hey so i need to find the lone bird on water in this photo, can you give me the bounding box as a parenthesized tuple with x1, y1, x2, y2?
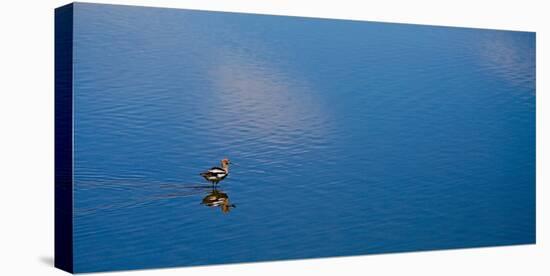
(200, 158, 231, 185)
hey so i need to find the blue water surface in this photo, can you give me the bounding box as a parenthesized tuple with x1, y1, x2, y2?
(71, 3, 535, 273)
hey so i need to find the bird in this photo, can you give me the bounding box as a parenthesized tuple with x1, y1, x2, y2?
(200, 158, 231, 185)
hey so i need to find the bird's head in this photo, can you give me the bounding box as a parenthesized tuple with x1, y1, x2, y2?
(221, 158, 231, 166)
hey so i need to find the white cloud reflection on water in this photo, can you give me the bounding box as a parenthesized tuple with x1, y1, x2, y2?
(474, 31, 535, 92)
(203, 43, 334, 162)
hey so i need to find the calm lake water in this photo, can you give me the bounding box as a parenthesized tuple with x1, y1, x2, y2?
(71, 3, 535, 273)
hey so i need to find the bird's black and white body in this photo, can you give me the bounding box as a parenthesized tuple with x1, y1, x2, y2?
(200, 159, 230, 185)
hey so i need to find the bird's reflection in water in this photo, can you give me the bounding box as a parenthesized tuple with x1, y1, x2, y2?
(201, 187, 236, 214)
